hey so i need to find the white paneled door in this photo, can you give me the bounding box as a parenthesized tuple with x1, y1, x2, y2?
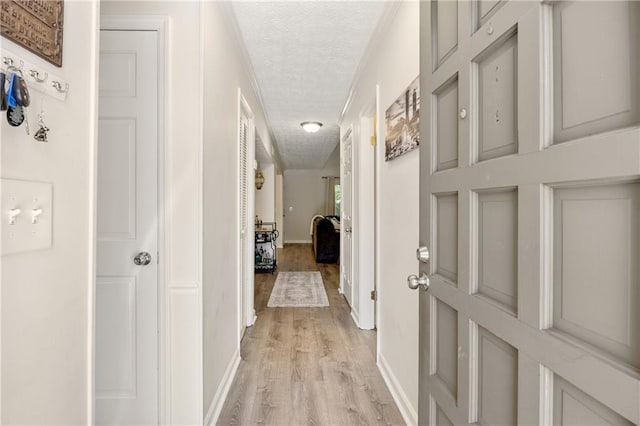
(341, 128, 354, 307)
(96, 30, 159, 425)
(418, 1, 640, 425)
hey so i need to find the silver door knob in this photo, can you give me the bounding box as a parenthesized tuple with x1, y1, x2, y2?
(134, 251, 152, 266)
(416, 246, 430, 264)
(407, 273, 430, 291)
(345, 228, 352, 233)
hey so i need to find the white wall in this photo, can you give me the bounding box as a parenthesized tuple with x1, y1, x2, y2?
(0, 1, 100, 423)
(255, 163, 275, 223)
(283, 147, 340, 243)
(340, 3, 420, 424)
(201, 2, 273, 424)
(100, 2, 204, 423)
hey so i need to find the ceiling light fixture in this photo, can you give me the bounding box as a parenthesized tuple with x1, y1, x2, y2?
(301, 121, 323, 133)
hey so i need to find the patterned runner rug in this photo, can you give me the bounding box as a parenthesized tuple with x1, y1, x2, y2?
(267, 271, 329, 307)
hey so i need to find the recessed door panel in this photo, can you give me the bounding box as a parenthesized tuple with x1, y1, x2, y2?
(96, 277, 137, 399)
(435, 76, 459, 171)
(436, 193, 458, 285)
(477, 188, 518, 313)
(554, 376, 633, 426)
(478, 327, 518, 426)
(97, 119, 136, 240)
(553, 1, 640, 143)
(477, 31, 518, 162)
(99, 52, 136, 97)
(435, 300, 458, 399)
(553, 182, 640, 369)
(432, 0, 458, 69)
(476, 0, 506, 30)
(436, 405, 454, 426)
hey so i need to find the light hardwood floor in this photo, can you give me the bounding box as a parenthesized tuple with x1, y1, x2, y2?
(217, 244, 405, 425)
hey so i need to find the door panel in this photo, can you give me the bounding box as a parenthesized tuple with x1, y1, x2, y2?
(477, 326, 518, 426)
(433, 0, 459, 68)
(96, 30, 158, 425)
(553, 376, 633, 426)
(477, 188, 518, 313)
(553, 182, 640, 368)
(435, 193, 458, 285)
(419, 1, 640, 425)
(435, 299, 458, 399)
(477, 31, 518, 162)
(434, 76, 459, 171)
(553, 1, 640, 143)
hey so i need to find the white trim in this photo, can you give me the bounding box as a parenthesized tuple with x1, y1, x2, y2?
(284, 240, 312, 244)
(375, 84, 382, 361)
(378, 352, 418, 426)
(204, 349, 242, 426)
(96, 15, 170, 423)
(350, 309, 360, 329)
(86, 1, 101, 422)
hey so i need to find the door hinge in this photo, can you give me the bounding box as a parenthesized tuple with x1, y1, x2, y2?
(370, 290, 377, 301)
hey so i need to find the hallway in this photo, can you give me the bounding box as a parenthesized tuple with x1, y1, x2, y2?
(217, 245, 404, 425)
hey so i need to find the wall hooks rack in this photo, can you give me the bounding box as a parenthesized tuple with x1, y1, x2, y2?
(1, 48, 69, 102)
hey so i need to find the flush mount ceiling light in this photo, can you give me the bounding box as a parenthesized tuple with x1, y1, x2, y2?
(300, 121, 323, 133)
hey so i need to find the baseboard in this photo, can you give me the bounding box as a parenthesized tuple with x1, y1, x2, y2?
(378, 352, 418, 426)
(350, 309, 360, 328)
(204, 348, 241, 425)
(284, 240, 312, 244)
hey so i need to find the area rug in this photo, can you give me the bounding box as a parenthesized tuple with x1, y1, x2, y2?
(267, 271, 329, 308)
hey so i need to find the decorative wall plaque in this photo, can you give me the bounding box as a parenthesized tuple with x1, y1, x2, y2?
(1, 0, 64, 67)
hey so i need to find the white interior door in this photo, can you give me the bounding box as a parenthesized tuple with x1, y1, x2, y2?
(341, 128, 354, 307)
(238, 98, 256, 334)
(239, 111, 249, 338)
(417, 1, 640, 425)
(96, 30, 159, 425)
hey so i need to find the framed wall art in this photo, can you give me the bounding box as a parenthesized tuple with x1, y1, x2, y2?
(1, 0, 64, 67)
(385, 75, 420, 161)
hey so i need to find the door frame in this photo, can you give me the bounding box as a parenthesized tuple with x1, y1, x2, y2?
(357, 102, 377, 330)
(237, 90, 257, 344)
(93, 16, 168, 424)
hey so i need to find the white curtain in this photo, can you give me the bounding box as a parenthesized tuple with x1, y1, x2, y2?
(324, 177, 338, 216)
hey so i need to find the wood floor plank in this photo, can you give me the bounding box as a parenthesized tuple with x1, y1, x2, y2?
(216, 244, 405, 425)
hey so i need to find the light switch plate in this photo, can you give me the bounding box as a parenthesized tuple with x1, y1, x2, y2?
(1, 178, 53, 256)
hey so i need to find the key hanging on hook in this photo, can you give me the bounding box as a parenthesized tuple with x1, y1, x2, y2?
(34, 100, 49, 142)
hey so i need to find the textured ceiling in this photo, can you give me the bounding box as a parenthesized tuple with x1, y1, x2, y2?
(231, 1, 386, 170)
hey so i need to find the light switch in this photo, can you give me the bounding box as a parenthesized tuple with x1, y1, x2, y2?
(1, 178, 53, 255)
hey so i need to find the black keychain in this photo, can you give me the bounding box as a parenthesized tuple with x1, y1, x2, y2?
(5, 71, 30, 132)
(7, 105, 24, 126)
(0, 72, 7, 111)
(13, 73, 30, 107)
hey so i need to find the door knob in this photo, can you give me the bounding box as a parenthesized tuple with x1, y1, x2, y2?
(416, 246, 430, 264)
(407, 273, 430, 291)
(345, 228, 352, 233)
(134, 251, 152, 266)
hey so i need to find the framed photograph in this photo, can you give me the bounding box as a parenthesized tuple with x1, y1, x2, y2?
(1, 0, 64, 67)
(385, 75, 420, 161)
